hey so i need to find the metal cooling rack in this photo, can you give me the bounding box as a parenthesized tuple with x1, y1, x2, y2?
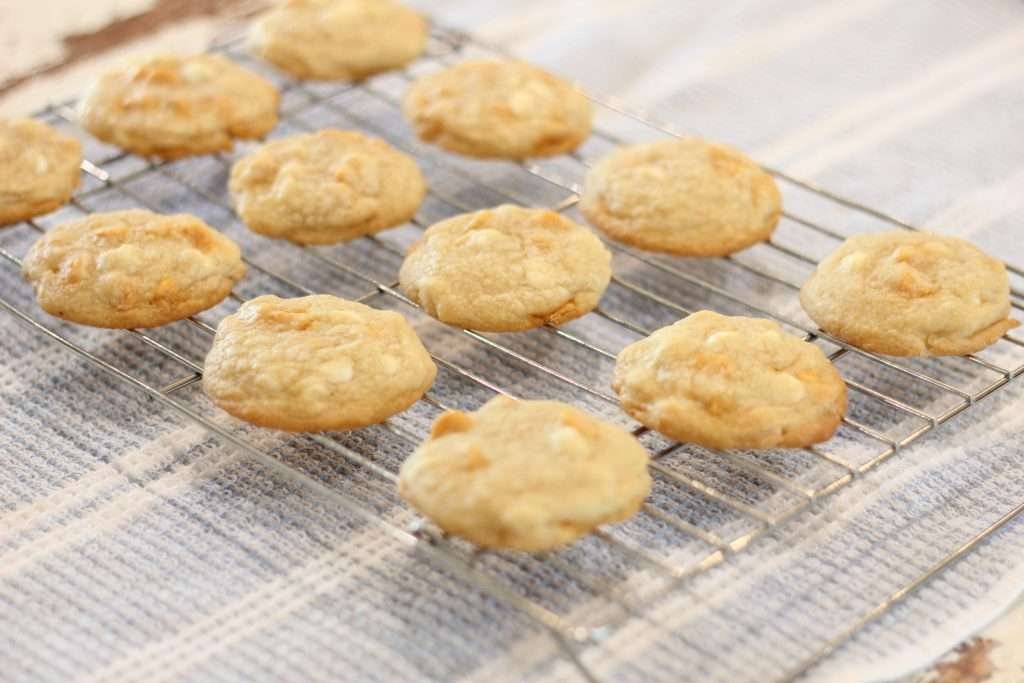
(2, 23, 1024, 683)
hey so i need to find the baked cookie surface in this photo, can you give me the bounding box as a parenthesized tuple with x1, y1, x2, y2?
(0, 119, 82, 226)
(800, 231, 1018, 356)
(203, 295, 436, 431)
(580, 138, 781, 256)
(613, 311, 847, 449)
(249, 0, 427, 81)
(78, 54, 279, 159)
(229, 129, 425, 245)
(398, 396, 651, 551)
(403, 59, 592, 158)
(22, 210, 245, 328)
(399, 205, 611, 332)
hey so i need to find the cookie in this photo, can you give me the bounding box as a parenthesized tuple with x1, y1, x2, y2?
(800, 231, 1019, 356)
(613, 311, 847, 449)
(229, 129, 426, 245)
(22, 210, 244, 328)
(398, 396, 651, 551)
(203, 295, 436, 431)
(78, 54, 279, 159)
(399, 205, 611, 332)
(403, 59, 592, 158)
(580, 138, 781, 256)
(249, 0, 427, 81)
(0, 118, 82, 226)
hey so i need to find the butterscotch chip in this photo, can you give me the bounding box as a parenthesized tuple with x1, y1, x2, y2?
(398, 396, 651, 551)
(399, 205, 611, 332)
(403, 59, 592, 158)
(203, 295, 436, 432)
(800, 231, 1019, 356)
(229, 129, 426, 245)
(78, 54, 279, 159)
(22, 210, 245, 328)
(249, 0, 427, 81)
(0, 119, 82, 226)
(613, 311, 847, 449)
(580, 138, 781, 256)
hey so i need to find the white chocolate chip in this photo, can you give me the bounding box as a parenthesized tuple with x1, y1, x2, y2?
(336, 154, 380, 195)
(256, 369, 286, 392)
(509, 82, 552, 114)
(768, 373, 806, 403)
(465, 228, 512, 249)
(98, 244, 143, 270)
(321, 358, 353, 384)
(635, 164, 667, 182)
(524, 261, 557, 287)
(705, 330, 741, 349)
(921, 239, 953, 256)
(549, 426, 589, 457)
(838, 252, 867, 272)
(181, 62, 213, 83)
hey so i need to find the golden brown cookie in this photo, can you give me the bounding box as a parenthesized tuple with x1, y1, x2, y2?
(22, 210, 245, 328)
(398, 396, 651, 551)
(249, 0, 428, 81)
(800, 231, 1019, 356)
(613, 311, 847, 449)
(202, 295, 436, 431)
(0, 119, 82, 226)
(229, 129, 426, 245)
(403, 59, 593, 159)
(399, 205, 611, 332)
(78, 54, 279, 159)
(580, 138, 781, 256)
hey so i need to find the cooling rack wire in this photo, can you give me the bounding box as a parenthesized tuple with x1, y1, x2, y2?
(2, 23, 1023, 683)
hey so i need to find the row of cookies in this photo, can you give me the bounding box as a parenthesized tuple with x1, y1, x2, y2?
(28, 193, 1009, 362)
(4, 106, 1017, 355)
(4, 112, 1016, 358)
(16, 103, 1014, 359)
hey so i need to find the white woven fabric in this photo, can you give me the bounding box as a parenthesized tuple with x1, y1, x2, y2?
(1, 1, 1023, 681)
